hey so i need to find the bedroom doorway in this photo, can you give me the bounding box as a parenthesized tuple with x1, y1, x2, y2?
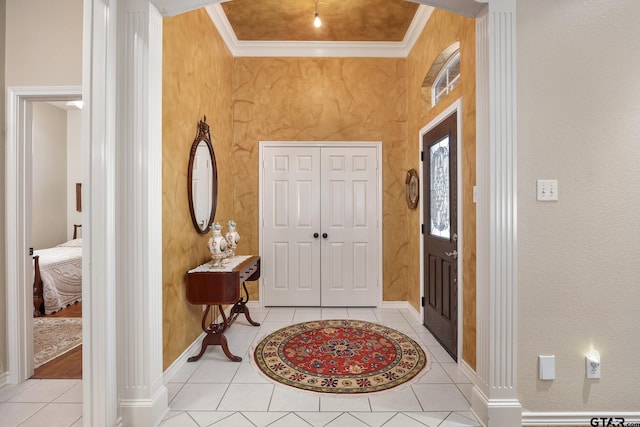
(30, 99, 84, 379)
(5, 86, 83, 384)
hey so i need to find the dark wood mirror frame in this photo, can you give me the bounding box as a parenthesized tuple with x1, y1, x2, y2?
(187, 117, 218, 234)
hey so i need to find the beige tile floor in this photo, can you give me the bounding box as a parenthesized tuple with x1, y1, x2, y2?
(0, 307, 481, 427)
(161, 307, 480, 427)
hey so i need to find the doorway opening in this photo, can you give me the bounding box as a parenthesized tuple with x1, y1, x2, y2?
(31, 99, 83, 379)
(5, 86, 83, 384)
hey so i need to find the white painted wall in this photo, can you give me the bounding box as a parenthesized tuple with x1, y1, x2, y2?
(32, 103, 68, 250)
(4, 0, 83, 86)
(517, 0, 640, 413)
(67, 109, 82, 240)
(1, 0, 82, 378)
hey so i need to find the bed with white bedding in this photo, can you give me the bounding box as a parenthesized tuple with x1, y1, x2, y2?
(33, 238, 82, 316)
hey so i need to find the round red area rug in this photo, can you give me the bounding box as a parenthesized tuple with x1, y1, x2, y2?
(253, 319, 429, 394)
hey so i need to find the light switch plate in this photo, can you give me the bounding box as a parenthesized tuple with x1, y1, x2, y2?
(538, 355, 555, 380)
(537, 179, 558, 201)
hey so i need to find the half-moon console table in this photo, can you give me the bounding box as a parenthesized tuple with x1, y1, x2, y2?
(185, 255, 261, 362)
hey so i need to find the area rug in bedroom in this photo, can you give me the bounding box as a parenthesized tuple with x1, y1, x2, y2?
(252, 319, 429, 394)
(33, 317, 82, 368)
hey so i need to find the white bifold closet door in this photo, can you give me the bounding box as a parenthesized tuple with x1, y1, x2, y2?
(262, 145, 379, 307)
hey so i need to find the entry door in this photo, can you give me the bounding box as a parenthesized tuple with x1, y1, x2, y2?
(262, 145, 379, 307)
(423, 112, 458, 360)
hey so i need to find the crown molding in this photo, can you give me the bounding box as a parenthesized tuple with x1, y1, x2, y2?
(152, 0, 229, 17)
(205, 4, 433, 58)
(407, 0, 487, 18)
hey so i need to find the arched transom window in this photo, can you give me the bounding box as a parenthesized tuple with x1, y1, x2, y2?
(432, 50, 460, 106)
(421, 42, 461, 109)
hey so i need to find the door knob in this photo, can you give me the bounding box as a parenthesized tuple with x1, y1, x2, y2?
(313, 233, 319, 238)
(445, 250, 458, 259)
(322, 233, 328, 239)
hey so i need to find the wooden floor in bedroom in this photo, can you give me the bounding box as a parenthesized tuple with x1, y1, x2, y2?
(31, 302, 82, 379)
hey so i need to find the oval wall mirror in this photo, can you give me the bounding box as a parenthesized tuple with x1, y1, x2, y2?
(187, 117, 218, 234)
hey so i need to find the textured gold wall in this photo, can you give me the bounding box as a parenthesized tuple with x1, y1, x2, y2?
(162, 9, 234, 369)
(407, 9, 477, 369)
(232, 57, 411, 302)
(161, 7, 477, 372)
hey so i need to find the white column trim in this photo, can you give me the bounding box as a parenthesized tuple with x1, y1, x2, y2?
(82, 0, 119, 425)
(474, 11, 491, 398)
(115, 1, 167, 425)
(472, 0, 522, 425)
(487, 0, 518, 399)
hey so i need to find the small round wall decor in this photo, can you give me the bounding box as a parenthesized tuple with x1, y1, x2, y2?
(405, 169, 419, 209)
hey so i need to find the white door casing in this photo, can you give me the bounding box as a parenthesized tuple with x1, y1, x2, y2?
(5, 86, 83, 384)
(260, 142, 382, 307)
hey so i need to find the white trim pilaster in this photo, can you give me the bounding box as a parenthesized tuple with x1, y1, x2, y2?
(115, 1, 167, 425)
(472, 0, 522, 425)
(83, 0, 118, 425)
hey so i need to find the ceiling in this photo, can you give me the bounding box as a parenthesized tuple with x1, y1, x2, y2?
(220, 0, 420, 42)
(152, 0, 487, 22)
(151, 0, 487, 57)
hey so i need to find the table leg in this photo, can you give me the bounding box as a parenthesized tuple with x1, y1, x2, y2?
(229, 282, 261, 327)
(188, 304, 242, 362)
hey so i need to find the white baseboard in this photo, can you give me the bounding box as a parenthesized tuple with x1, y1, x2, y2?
(459, 359, 479, 383)
(246, 300, 261, 309)
(119, 385, 168, 427)
(163, 330, 208, 384)
(380, 300, 408, 309)
(381, 300, 421, 322)
(522, 412, 640, 426)
(163, 304, 241, 384)
(471, 385, 522, 427)
(0, 371, 8, 389)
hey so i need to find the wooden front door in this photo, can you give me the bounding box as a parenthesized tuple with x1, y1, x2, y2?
(423, 112, 458, 360)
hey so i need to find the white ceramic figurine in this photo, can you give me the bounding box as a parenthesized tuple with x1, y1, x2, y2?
(225, 220, 240, 257)
(208, 222, 228, 267)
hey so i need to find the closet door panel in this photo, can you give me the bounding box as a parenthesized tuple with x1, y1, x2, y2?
(321, 147, 378, 307)
(263, 147, 321, 306)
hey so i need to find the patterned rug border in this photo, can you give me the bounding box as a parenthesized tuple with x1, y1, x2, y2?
(33, 317, 82, 369)
(250, 319, 432, 396)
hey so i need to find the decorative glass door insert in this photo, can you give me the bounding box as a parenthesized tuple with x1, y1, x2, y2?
(429, 136, 450, 239)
